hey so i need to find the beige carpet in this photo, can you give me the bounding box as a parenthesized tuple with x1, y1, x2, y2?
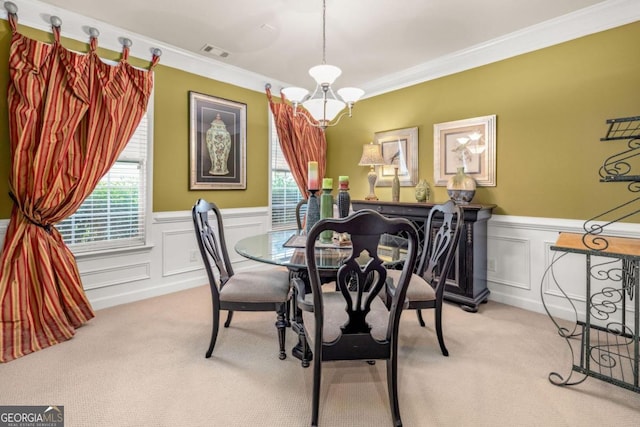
(1, 285, 639, 427)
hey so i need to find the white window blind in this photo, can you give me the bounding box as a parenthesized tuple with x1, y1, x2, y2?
(57, 111, 151, 252)
(270, 114, 302, 230)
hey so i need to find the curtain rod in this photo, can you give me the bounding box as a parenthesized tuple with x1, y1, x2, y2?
(3, 1, 162, 58)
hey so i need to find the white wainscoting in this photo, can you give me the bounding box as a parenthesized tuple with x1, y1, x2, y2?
(487, 215, 640, 322)
(0, 212, 639, 319)
(0, 207, 270, 311)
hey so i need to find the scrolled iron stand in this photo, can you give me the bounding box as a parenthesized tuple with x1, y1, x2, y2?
(542, 116, 640, 393)
(542, 246, 640, 391)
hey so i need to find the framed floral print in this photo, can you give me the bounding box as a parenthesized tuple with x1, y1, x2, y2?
(433, 115, 496, 186)
(374, 126, 419, 187)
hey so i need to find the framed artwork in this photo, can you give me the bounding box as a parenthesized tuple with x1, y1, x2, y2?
(189, 91, 246, 190)
(374, 126, 418, 187)
(433, 114, 496, 186)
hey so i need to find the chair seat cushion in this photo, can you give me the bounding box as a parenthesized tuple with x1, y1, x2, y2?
(387, 269, 436, 302)
(220, 267, 290, 303)
(302, 291, 390, 343)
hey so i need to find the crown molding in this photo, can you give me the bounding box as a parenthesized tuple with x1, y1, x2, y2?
(1, 0, 289, 93)
(3, 0, 638, 97)
(361, 0, 640, 97)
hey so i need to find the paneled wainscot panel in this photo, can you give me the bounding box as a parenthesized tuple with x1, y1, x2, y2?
(81, 262, 151, 291)
(487, 236, 531, 290)
(162, 229, 203, 277)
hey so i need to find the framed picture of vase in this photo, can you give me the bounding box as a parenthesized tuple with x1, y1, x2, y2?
(433, 114, 496, 186)
(189, 91, 247, 190)
(373, 126, 419, 187)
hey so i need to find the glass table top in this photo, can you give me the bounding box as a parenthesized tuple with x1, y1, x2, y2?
(234, 229, 407, 270)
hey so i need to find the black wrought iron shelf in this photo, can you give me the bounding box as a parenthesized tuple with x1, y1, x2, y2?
(601, 175, 640, 182)
(582, 116, 640, 251)
(541, 116, 640, 395)
(543, 233, 640, 393)
(600, 116, 640, 141)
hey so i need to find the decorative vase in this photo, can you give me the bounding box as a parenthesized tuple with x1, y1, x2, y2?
(320, 179, 334, 243)
(415, 179, 430, 202)
(447, 167, 476, 205)
(391, 167, 400, 202)
(306, 190, 320, 234)
(206, 113, 231, 175)
(337, 176, 351, 218)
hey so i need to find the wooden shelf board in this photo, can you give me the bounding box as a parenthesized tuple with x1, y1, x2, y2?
(553, 232, 640, 257)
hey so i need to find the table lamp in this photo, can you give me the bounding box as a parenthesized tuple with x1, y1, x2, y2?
(358, 142, 385, 200)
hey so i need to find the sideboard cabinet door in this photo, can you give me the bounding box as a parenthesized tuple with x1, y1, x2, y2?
(351, 200, 494, 312)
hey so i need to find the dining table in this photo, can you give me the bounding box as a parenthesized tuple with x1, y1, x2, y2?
(234, 228, 409, 366)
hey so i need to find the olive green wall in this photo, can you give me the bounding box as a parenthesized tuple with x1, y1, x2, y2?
(1, 20, 639, 220)
(151, 67, 269, 211)
(0, 20, 270, 218)
(325, 21, 640, 220)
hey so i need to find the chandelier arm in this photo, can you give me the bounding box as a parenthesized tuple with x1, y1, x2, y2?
(322, 110, 350, 128)
(291, 103, 354, 131)
(293, 108, 323, 129)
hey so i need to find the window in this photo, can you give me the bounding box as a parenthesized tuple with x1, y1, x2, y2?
(270, 113, 302, 230)
(57, 99, 152, 253)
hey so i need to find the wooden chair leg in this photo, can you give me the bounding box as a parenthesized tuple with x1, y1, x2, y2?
(224, 310, 234, 327)
(286, 299, 292, 327)
(416, 309, 426, 327)
(276, 306, 287, 360)
(435, 306, 449, 357)
(311, 355, 322, 427)
(387, 357, 402, 427)
(206, 305, 220, 358)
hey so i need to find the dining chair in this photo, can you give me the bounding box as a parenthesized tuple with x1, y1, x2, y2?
(292, 209, 419, 427)
(385, 199, 463, 357)
(192, 199, 291, 360)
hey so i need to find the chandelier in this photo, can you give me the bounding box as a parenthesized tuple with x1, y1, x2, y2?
(281, 0, 364, 130)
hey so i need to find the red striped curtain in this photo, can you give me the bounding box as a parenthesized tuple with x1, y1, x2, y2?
(266, 86, 327, 196)
(0, 14, 159, 362)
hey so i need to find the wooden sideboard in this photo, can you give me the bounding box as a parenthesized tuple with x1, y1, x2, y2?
(351, 200, 495, 312)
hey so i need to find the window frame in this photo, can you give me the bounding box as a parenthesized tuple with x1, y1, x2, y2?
(58, 91, 154, 256)
(269, 110, 303, 231)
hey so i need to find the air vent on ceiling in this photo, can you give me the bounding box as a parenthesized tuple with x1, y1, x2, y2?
(200, 44, 230, 58)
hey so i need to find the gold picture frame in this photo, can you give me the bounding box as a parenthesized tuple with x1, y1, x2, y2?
(189, 91, 247, 190)
(433, 115, 496, 186)
(374, 127, 418, 187)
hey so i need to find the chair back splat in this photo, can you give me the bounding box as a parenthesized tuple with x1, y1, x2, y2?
(193, 199, 233, 291)
(386, 199, 463, 357)
(418, 199, 462, 294)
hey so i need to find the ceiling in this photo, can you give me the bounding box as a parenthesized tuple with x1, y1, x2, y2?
(25, 0, 612, 93)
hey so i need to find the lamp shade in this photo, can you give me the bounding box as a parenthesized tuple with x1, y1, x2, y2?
(358, 143, 385, 166)
(308, 64, 342, 85)
(303, 98, 346, 122)
(337, 87, 365, 103)
(281, 87, 309, 103)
